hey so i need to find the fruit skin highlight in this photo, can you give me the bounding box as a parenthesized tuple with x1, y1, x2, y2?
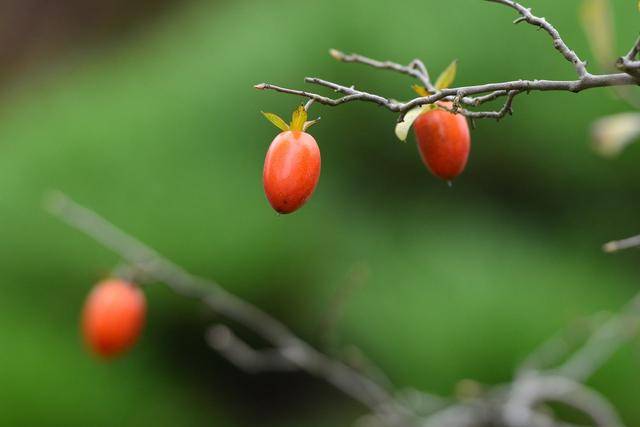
(263, 130, 321, 214)
(82, 279, 146, 359)
(413, 102, 471, 181)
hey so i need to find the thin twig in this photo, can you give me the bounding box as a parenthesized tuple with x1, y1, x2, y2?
(486, 0, 588, 77)
(330, 49, 435, 92)
(256, 1, 639, 120)
(257, 73, 638, 119)
(441, 90, 520, 120)
(618, 35, 640, 76)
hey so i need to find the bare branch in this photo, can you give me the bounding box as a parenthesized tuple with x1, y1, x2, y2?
(401, 74, 636, 110)
(443, 90, 520, 120)
(471, 90, 510, 106)
(423, 374, 625, 427)
(206, 325, 296, 373)
(616, 44, 640, 78)
(504, 374, 625, 427)
(617, 60, 640, 78)
(614, 36, 640, 78)
(257, 73, 637, 120)
(330, 49, 435, 92)
(257, 1, 639, 122)
(486, 0, 588, 77)
(254, 82, 402, 110)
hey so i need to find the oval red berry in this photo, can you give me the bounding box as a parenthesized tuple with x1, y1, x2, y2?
(414, 103, 470, 180)
(82, 279, 146, 359)
(263, 130, 321, 214)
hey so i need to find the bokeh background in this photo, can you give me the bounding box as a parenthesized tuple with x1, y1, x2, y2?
(0, 0, 639, 425)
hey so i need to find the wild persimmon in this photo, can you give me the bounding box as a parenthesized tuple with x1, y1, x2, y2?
(394, 62, 470, 181)
(82, 279, 146, 359)
(413, 102, 470, 181)
(261, 106, 321, 214)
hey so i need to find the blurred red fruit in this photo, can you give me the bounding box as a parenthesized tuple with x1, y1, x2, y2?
(82, 279, 146, 359)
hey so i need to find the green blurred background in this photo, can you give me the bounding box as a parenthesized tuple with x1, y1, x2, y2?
(0, 0, 639, 425)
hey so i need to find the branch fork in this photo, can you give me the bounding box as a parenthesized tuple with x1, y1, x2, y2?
(255, 1, 639, 123)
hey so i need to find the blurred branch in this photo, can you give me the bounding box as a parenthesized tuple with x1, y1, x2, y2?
(206, 325, 297, 373)
(256, 0, 639, 121)
(46, 191, 639, 427)
(44, 190, 416, 427)
(517, 312, 611, 375)
(603, 233, 640, 252)
(417, 373, 626, 427)
(503, 374, 624, 427)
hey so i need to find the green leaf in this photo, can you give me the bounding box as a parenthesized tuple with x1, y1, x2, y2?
(394, 105, 436, 142)
(434, 60, 458, 90)
(412, 84, 430, 97)
(261, 112, 289, 132)
(580, 0, 614, 70)
(290, 105, 307, 132)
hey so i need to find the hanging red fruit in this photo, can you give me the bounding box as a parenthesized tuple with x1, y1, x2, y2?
(261, 106, 321, 214)
(82, 279, 146, 358)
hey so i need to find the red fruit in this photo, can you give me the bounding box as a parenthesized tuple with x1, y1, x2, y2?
(413, 103, 470, 180)
(82, 279, 146, 359)
(263, 130, 321, 213)
(260, 106, 321, 214)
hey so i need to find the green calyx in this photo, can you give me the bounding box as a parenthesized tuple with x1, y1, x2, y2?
(261, 105, 319, 132)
